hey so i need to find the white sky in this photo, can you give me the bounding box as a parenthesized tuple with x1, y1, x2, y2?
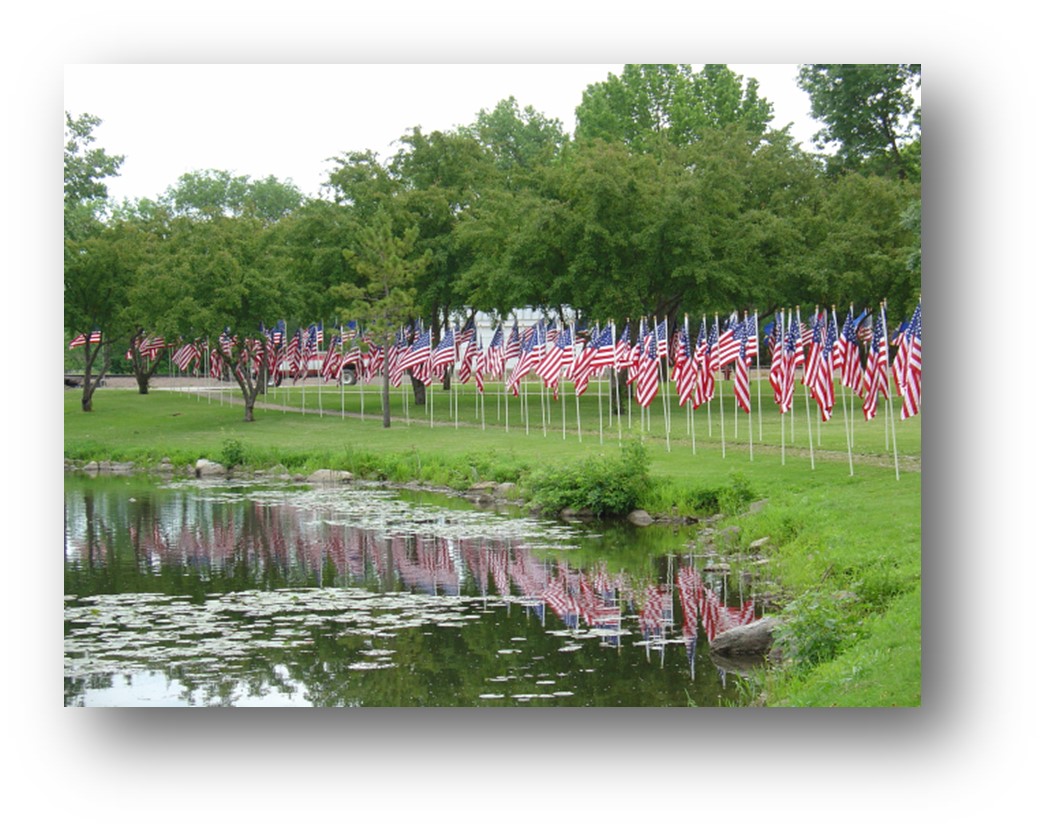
(63, 63, 822, 204)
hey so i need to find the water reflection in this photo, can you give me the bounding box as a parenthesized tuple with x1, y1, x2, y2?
(64, 477, 763, 707)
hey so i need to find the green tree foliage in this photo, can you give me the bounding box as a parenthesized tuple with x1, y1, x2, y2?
(64, 112, 124, 241)
(575, 64, 773, 152)
(336, 211, 430, 427)
(798, 173, 920, 315)
(64, 112, 127, 410)
(797, 64, 921, 181)
(162, 169, 303, 221)
(135, 209, 288, 421)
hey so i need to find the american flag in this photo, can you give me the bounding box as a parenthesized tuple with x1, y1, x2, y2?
(614, 322, 633, 370)
(836, 308, 864, 396)
(401, 324, 430, 379)
(811, 310, 837, 422)
(287, 330, 302, 377)
(569, 325, 597, 397)
(862, 308, 888, 421)
(768, 311, 786, 405)
(506, 324, 537, 395)
(715, 312, 740, 370)
(171, 341, 200, 372)
(655, 318, 669, 359)
(429, 326, 457, 376)
(695, 316, 714, 403)
(68, 330, 102, 349)
(458, 328, 483, 390)
(627, 319, 649, 384)
(635, 320, 660, 408)
(733, 314, 757, 412)
(589, 321, 615, 373)
(537, 325, 573, 389)
(899, 302, 922, 419)
(322, 331, 343, 380)
(676, 320, 700, 408)
(782, 312, 805, 413)
(504, 322, 521, 361)
(802, 311, 823, 389)
(483, 324, 505, 379)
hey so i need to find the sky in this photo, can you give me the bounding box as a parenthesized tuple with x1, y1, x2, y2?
(63, 64, 823, 205)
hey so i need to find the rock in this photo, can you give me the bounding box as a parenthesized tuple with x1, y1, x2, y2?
(560, 507, 594, 521)
(627, 509, 654, 527)
(709, 617, 781, 657)
(306, 469, 352, 483)
(195, 458, 227, 477)
(749, 499, 769, 514)
(84, 461, 100, 472)
(704, 562, 731, 573)
(716, 525, 741, 547)
(494, 482, 516, 498)
(748, 536, 770, 552)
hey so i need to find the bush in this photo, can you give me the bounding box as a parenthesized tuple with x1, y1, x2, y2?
(219, 437, 247, 468)
(773, 589, 863, 671)
(522, 440, 651, 518)
(716, 472, 756, 515)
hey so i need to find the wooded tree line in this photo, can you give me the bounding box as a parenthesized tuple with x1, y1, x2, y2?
(65, 64, 921, 416)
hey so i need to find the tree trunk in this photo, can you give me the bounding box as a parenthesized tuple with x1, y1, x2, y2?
(411, 374, 426, 406)
(135, 370, 150, 394)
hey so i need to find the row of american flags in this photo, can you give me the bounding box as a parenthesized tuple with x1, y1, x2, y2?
(69, 300, 921, 421)
(66, 494, 756, 668)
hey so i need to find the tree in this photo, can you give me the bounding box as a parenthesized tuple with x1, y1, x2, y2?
(162, 169, 304, 221)
(64, 112, 124, 240)
(797, 64, 921, 181)
(64, 112, 126, 410)
(796, 173, 921, 315)
(336, 211, 429, 427)
(136, 209, 287, 421)
(575, 64, 773, 153)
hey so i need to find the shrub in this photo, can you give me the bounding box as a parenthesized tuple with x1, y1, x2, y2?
(773, 589, 863, 671)
(522, 440, 651, 518)
(716, 472, 757, 515)
(219, 437, 247, 468)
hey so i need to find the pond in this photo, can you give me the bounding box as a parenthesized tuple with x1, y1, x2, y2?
(64, 474, 767, 707)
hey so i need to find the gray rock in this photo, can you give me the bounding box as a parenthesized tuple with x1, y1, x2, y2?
(306, 469, 352, 483)
(494, 482, 516, 498)
(627, 509, 654, 527)
(749, 499, 769, 513)
(195, 458, 227, 477)
(748, 536, 770, 551)
(709, 617, 781, 657)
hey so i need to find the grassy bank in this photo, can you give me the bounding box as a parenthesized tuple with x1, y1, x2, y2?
(64, 384, 922, 706)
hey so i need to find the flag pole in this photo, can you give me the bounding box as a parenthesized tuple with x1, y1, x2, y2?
(660, 316, 671, 452)
(717, 314, 726, 458)
(834, 306, 854, 476)
(597, 352, 604, 446)
(754, 309, 763, 442)
(686, 315, 696, 456)
(880, 300, 901, 481)
(799, 307, 815, 470)
(613, 321, 622, 446)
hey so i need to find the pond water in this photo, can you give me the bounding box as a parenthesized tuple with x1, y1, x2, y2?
(64, 474, 766, 707)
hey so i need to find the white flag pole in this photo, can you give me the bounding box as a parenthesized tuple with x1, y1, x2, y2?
(754, 309, 763, 442)
(799, 307, 815, 470)
(880, 300, 901, 481)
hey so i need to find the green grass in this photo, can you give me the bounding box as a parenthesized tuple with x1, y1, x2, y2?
(64, 380, 922, 707)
